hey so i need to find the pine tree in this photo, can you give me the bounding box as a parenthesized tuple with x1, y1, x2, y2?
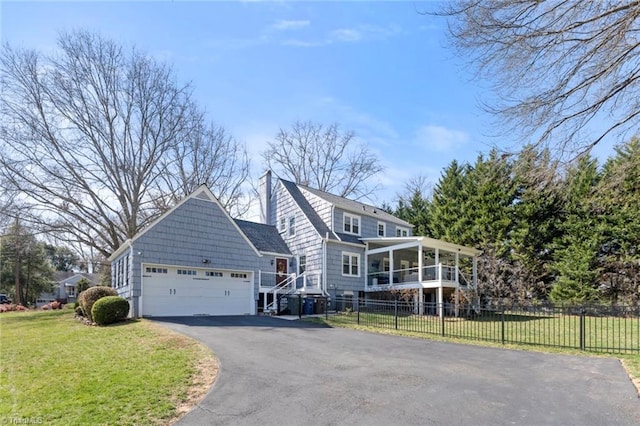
(550, 155, 601, 303)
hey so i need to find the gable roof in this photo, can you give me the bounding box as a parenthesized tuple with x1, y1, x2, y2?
(298, 184, 413, 227)
(234, 219, 292, 255)
(279, 179, 339, 241)
(53, 272, 100, 285)
(109, 185, 262, 261)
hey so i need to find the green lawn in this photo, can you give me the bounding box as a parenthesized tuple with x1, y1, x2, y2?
(312, 312, 640, 383)
(0, 309, 216, 425)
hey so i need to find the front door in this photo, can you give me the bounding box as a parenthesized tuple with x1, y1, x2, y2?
(275, 258, 288, 286)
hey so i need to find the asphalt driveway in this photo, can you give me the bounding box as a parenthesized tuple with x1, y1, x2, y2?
(153, 316, 640, 426)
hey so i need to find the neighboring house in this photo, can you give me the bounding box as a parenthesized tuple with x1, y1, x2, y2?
(108, 172, 480, 318)
(36, 272, 100, 307)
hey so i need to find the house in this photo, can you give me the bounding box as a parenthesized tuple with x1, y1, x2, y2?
(108, 172, 480, 317)
(36, 272, 100, 307)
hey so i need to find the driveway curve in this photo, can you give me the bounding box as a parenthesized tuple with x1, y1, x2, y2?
(153, 316, 640, 426)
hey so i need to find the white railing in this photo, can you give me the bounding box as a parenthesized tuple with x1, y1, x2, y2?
(367, 264, 462, 287)
(263, 273, 298, 313)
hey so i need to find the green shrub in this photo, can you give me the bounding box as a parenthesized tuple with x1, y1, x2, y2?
(78, 286, 117, 322)
(74, 301, 79, 309)
(92, 296, 130, 326)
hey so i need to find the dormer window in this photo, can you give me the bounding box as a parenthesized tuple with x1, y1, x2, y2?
(343, 213, 360, 235)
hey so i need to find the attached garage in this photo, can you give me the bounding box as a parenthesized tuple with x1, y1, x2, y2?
(141, 264, 254, 317)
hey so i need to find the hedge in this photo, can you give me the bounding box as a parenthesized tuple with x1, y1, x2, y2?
(78, 286, 117, 322)
(92, 296, 130, 326)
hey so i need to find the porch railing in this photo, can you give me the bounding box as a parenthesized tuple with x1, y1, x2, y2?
(367, 264, 460, 287)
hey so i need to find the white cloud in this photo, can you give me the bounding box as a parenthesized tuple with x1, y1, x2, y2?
(415, 125, 469, 152)
(329, 28, 362, 43)
(283, 23, 401, 48)
(271, 19, 310, 31)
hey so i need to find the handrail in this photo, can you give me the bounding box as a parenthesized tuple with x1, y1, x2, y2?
(264, 272, 306, 313)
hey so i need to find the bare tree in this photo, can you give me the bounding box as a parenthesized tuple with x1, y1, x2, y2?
(262, 120, 383, 200)
(437, 1, 640, 160)
(153, 121, 251, 218)
(0, 31, 249, 258)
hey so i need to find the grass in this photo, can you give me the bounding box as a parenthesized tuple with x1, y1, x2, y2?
(307, 311, 640, 385)
(0, 309, 217, 425)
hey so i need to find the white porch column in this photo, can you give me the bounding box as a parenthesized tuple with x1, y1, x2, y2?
(389, 250, 394, 285)
(438, 284, 444, 318)
(418, 244, 423, 282)
(455, 252, 459, 283)
(418, 287, 424, 315)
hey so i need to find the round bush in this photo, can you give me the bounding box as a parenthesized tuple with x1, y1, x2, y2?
(78, 286, 117, 322)
(92, 296, 130, 326)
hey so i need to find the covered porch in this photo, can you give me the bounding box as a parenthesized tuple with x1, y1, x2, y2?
(362, 237, 481, 316)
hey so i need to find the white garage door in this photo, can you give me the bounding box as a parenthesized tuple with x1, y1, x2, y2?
(142, 265, 253, 316)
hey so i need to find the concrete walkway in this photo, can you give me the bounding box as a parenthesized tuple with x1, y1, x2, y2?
(153, 316, 640, 426)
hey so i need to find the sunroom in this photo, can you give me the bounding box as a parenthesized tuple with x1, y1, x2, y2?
(362, 237, 481, 311)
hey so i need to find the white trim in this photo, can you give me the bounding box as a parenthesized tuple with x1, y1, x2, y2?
(343, 213, 361, 236)
(377, 221, 386, 237)
(395, 226, 410, 237)
(341, 251, 361, 277)
(108, 185, 263, 261)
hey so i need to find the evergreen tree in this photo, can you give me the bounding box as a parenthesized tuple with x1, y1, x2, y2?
(0, 220, 54, 305)
(593, 138, 640, 305)
(550, 154, 601, 303)
(428, 160, 471, 244)
(510, 147, 563, 300)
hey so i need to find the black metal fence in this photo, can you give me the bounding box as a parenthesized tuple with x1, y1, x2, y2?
(325, 297, 640, 354)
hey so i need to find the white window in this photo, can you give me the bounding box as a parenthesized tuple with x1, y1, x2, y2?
(288, 216, 296, 237)
(396, 226, 409, 237)
(342, 252, 360, 277)
(67, 286, 76, 297)
(205, 271, 223, 277)
(377, 222, 386, 237)
(298, 255, 307, 275)
(279, 217, 287, 233)
(343, 213, 361, 235)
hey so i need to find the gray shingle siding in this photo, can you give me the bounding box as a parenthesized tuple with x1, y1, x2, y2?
(272, 181, 324, 279)
(113, 197, 265, 316)
(325, 242, 365, 294)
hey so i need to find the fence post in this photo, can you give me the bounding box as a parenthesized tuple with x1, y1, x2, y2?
(501, 303, 505, 345)
(580, 307, 585, 351)
(298, 294, 302, 319)
(357, 298, 360, 325)
(441, 303, 445, 337)
(395, 298, 398, 330)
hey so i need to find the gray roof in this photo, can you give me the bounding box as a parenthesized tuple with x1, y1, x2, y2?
(234, 219, 291, 255)
(334, 232, 365, 246)
(53, 272, 101, 285)
(280, 180, 339, 241)
(298, 184, 414, 227)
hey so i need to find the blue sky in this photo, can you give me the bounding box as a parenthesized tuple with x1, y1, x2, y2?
(2, 1, 602, 214)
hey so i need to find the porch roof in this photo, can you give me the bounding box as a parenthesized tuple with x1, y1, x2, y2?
(360, 236, 481, 257)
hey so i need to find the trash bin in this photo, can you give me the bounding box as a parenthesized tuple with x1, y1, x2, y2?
(303, 298, 314, 315)
(288, 296, 302, 315)
(315, 298, 326, 314)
